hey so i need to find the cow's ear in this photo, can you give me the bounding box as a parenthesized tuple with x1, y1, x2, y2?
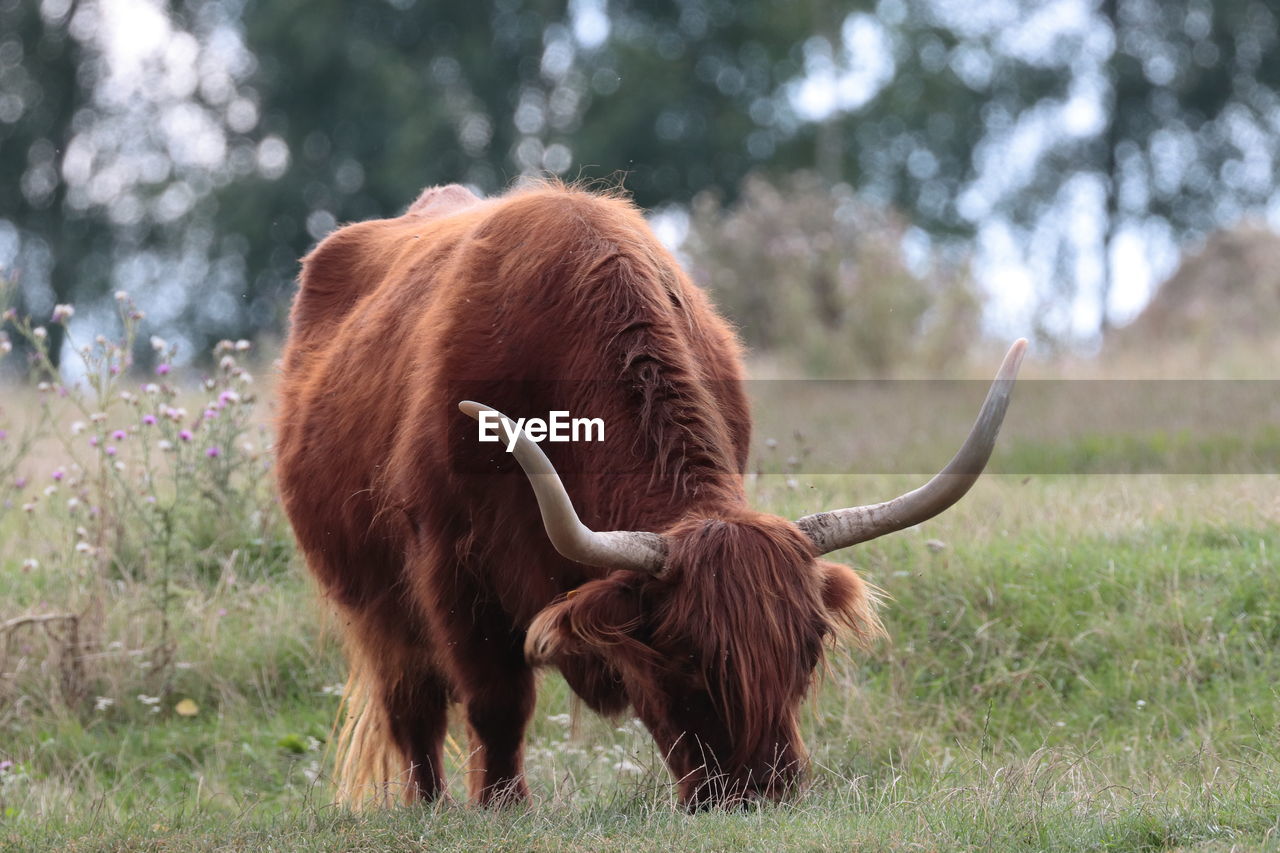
(525, 574, 646, 666)
(817, 560, 886, 649)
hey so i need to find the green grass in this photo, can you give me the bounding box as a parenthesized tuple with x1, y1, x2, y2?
(3, 470, 1280, 850)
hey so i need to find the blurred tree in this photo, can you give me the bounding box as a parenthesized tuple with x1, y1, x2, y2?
(0, 0, 257, 363)
(882, 0, 1280, 336)
(685, 171, 979, 376)
(5, 0, 1279, 352)
(1090, 0, 1280, 332)
(218, 0, 566, 339)
(0, 0, 92, 362)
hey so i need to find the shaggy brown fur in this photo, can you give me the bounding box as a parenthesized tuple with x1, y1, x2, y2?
(276, 181, 882, 809)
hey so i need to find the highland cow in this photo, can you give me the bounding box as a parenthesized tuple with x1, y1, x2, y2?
(275, 182, 1025, 808)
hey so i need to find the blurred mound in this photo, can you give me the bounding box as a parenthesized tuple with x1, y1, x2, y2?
(1114, 224, 1280, 349)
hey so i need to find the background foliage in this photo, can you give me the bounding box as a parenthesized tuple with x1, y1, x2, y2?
(2, 0, 1278, 361)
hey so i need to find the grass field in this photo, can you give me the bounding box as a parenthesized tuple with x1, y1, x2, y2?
(3, 343, 1280, 850)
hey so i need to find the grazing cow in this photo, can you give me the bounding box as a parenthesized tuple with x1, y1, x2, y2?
(276, 181, 1025, 809)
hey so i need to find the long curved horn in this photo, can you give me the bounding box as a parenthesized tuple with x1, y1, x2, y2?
(796, 338, 1028, 555)
(458, 401, 668, 574)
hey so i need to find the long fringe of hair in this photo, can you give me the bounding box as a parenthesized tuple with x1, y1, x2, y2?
(328, 652, 414, 808)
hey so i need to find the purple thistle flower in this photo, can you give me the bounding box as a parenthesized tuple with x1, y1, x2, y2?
(51, 469, 64, 481)
(13, 477, 26, 490)
(179, 430, 193, 442)
(0, 429, 7, 441)
(89, 436, 99, 447)
(112, 429, 126, 441)
(142, 415, 157, 426)
(156, 363, 171, 376)
(105, 446, 117, 457)
(205, 446, 222, 458)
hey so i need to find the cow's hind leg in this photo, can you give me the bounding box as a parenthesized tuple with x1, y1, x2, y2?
(335, 598, 451, 806)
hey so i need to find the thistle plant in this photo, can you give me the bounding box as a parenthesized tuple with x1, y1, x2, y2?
(0, 287, 286, 710)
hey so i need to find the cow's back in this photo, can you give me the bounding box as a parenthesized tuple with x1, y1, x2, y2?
(276, 183, 750, 619)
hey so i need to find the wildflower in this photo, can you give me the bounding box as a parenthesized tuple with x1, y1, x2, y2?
(70, 421, 86, 435)
(0, 760, 11, 773)
(219, 355, 236, 371)
(32, 326, 47, 340)
(21, 558, 38, 572)
(21, 502, 35, 513)
(51, 468, 65, 481)
(237, 371, 254, 386)
(204, 408, 219, 420)
(66, 497, 80, 512)
(105, 445, 117, 457)
(205, 446, 222, 458)
(75, 542, 93, 554)
(89, 436, 99, 447)
(175, 699, 199, 717)
(157, 439, 173, 451)
(178, 430, 192, 442)
(1136, 699, 1147, 709)
(0, 429, 6, 441)
(150, 336, 167, 352)
(42, 485, 56, 497)
(37, 381, 50, 392)
(0, 336, 10, 355)
(112, 429, 127, 441)
(156, 363, 171, 376)
(142, 414, 157, 426)
(137, 694, 160, 706)
(114, 290, 130, 302)
(14, 476, 26, 489)
(51, 304, 75, 323)
(1, 308, 15, 321)
(219, 390, 240, 406)
(90, 412, 108, 423)
(235, 339, 251, 352)
(119, 391, 137, 404)
(94, 697, 115, 712)
(144, 383, 160, 395)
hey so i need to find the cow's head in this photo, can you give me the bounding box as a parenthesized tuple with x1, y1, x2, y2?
(459, 338, 1026, 808)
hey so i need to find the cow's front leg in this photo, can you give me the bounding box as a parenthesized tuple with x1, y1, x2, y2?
(463, 660, 535, 805)
(434, 592, 535, 805)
